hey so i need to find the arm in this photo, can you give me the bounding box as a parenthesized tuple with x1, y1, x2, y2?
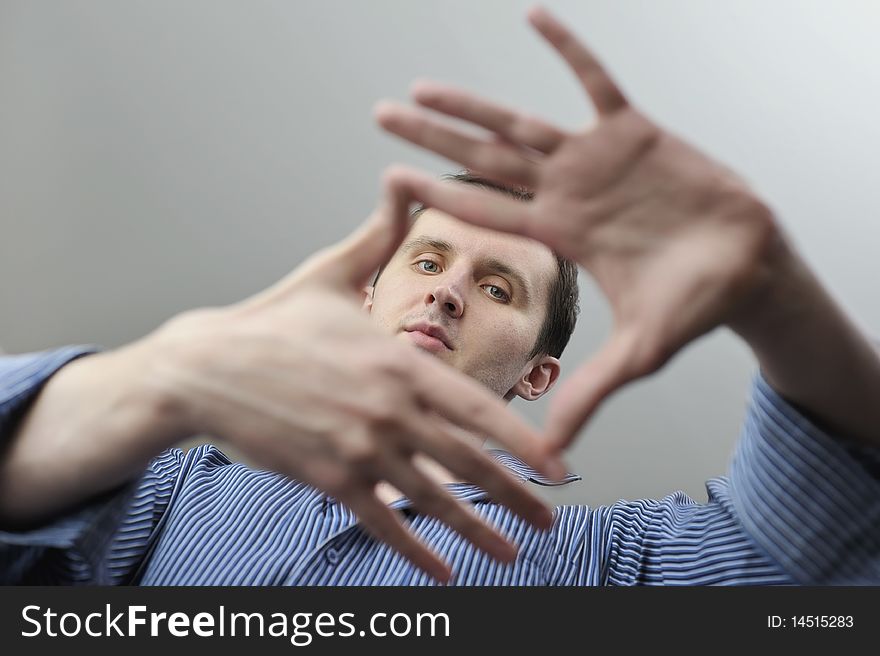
(728, 244, 880, 449)
(0, 341, 185, 526)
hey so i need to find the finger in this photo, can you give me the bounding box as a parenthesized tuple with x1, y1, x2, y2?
(384, 165, 538, 241)
(345, 490, 452, 583)
(410, 80, 566, 154)
(381, 451, 519, 563)
(250, 172, 414, 304)
(325, 172, 415, 289)
(401, 412, 555, 529)
(248, 167, 411, 306)
(545, 329, 642, 451)
(527, 6, 628, 116)
(375, 101, 539, 188)
(405, 345, 566, 480)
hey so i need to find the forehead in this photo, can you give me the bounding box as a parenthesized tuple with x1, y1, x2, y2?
(397, 209, 557, 294)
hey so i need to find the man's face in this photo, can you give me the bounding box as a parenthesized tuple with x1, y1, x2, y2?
(365, 209, 559, 399)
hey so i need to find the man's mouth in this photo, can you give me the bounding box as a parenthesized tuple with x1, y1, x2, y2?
(403, 322, 453, 352)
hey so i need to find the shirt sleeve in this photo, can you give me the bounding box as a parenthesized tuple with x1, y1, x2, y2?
(0, 347, 182, 585)
(0, 346, 100, 432)
(728, 373, 880, 584)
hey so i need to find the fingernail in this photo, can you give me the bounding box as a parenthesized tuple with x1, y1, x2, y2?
(487, 535, 517, 562)
(498, 540, 518, 563)
(546, 457, 567, 481)
(434, 565, 452, 584)
(373, 100, 393, 118)
(410, 78, 439, 100)
(537, 506, 555, 530)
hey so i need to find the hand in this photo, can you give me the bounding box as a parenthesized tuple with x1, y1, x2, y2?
(375, 6, 786, 450)
(146, 174, 559, 582)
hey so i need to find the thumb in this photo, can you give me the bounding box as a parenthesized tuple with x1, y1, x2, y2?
(254, 169, 415, 304)
(326, 167, 414, 289)
(545, 329, 643, 451)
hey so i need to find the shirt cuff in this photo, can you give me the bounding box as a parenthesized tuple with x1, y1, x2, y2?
(729, 373, 880, 584)
(0, 346, 102, 443)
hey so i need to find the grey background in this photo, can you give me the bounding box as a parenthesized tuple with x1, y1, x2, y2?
(1, 1, 877, 506)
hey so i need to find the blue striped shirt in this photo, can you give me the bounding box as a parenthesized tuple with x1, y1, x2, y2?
(1, 347, 878, 585)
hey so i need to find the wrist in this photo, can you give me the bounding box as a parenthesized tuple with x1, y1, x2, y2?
(106, 335, 195, 450)
(139, 307, 233, 438)
(725, 229, 814, 352)
(134, 310, 225, 442)
(726, 245, 880, 446)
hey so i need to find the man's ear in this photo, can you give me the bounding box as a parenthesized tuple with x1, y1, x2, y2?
(511, 355, 561, 401)
(362, 285, 374, 312)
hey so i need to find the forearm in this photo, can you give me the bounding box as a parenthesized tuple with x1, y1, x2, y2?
(729, 243, 880, 449)
(0, 337, 187, 526)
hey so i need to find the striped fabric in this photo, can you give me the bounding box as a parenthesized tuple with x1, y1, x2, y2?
(1, 348, 878, 585)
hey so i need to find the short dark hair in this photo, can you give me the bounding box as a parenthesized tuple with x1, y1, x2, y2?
(373, 172, 580, 359)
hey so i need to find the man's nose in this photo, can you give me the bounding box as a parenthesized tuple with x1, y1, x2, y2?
(426, 284, 464, 318)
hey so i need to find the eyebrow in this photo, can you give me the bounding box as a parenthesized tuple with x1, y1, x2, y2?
(401, 235, 533, 305)
(400, 236, 455, 255)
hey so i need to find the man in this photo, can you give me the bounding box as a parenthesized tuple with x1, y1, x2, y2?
(2, 7, 878, 585)
(2, 168, 876, 584)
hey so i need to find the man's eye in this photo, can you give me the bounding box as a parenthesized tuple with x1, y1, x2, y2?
(416, 260, 440, 273)
(483, 284, 510, 302)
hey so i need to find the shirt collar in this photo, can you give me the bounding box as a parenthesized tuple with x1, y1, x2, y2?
(324, 449, 580, 510)
(484, 449, 581, 487)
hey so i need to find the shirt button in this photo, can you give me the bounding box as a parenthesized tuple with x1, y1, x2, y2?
(325, 548, 340, 565)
